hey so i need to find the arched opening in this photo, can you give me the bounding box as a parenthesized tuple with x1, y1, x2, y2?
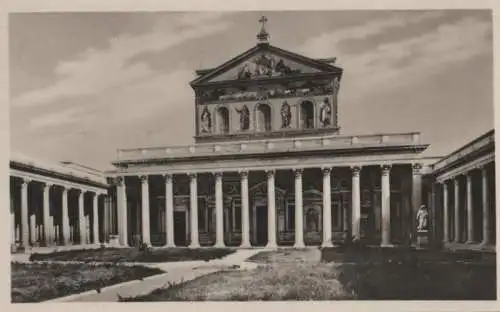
(217, 107, 229, 133)
(256, 103, 271, 132)
(300, 101, 314, 129)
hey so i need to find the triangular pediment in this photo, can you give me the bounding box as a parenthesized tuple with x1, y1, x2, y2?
(191, 44, 342, 86)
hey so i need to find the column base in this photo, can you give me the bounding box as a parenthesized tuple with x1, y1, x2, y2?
(380, 243, 394, 248)
(214, 242, 226, 248)
(165, 243, 176, 248)
(465, 240, 475, 244)
(293, 242, 305, 249)
(239, 242, 252, 248)
(264, 243, 277, 249)
(188, 243, 201, 249)
(480, 240, 491, 247)
(321, 241, 334, 248)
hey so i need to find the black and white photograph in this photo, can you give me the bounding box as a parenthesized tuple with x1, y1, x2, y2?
(6, 3, 498, 305)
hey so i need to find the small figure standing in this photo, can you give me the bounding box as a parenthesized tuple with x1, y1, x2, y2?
(200, 107, 212, 133)
(280, 101, 292, 128)
(319, 97, 332, 126)
(236, 105, 250, 131)
(416, 205, 429, 232)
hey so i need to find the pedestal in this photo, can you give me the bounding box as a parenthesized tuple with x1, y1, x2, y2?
(416, 230, 429, 249)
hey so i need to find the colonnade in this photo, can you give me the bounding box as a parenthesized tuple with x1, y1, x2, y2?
(115, 163, 423, 248)
(441, 164, 494, 246)
(11, 176, 107, 250)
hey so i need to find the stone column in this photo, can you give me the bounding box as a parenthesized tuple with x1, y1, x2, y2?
(381, 165, 392, 247)
(117, 177, 128, 246)
(78, 190, 85, 244)
(42, 183, 52, 246)
(411, 163, 422, 243)
(20, 178, 30, 249)
(481, 166, 490, 245)
(240, 170, 251, 248)
(266, 170, 277, 248)
(442, 181, 449, 243)
(453, 177, 460, 243)
(164, 174, 175, 247)
(351, 166, 361, 241)
(465, 172, 474, 243)
(140, 175, 151, 246)
(214, 172, 225, 247)
(61, 187, 70, 245)
(189, 173, 200, 248)
(322, 167, 333, 247)
(92, 193, 99, 244)
(293, 168, 305, 248)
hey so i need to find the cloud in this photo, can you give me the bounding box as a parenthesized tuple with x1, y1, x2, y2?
(297, 11, 446, 59)
(12, 12, 232, 108)
(28, 106, 82, 129)
(299, 15, 491, 101)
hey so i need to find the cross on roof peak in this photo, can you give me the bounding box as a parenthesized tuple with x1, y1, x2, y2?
(257, 15, 270, 44)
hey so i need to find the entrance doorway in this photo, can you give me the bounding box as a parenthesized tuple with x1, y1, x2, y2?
(255, 205, 268, 246)
(174, 211, 187, 246)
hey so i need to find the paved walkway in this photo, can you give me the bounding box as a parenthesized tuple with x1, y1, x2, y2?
(45, 248, 264, 302)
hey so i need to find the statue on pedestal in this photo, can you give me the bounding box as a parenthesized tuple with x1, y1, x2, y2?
(416, 205, 429, 232)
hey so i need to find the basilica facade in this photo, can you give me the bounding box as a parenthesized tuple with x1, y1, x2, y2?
(107, 23, 438, 249)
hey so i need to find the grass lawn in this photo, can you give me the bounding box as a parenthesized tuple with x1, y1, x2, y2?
(121, 263, 353, 301)
(322, 246, 497, 300)
(120, 247, 497, 301)
(29, 247, 235, 263)
(11, 262, 163, 303)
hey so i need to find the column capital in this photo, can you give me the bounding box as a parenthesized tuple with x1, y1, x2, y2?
(21, 177, 32, 185)
(163, 173, 173, 181)
(381, 164, 392, 175)
(116, 176, 125, 186)
(238, 170, 249, 178)
(188, 173, 197, 180)
(212, 171, 223, 179)
(293, 168, 303, 177)
(351, 165, 361, 176)
(139, 175, 149, 183)
(42, 181, 53, 189)
(265, 169, 275, 178)
(321, 167, 331, 176)
(412, 163, 423, 175)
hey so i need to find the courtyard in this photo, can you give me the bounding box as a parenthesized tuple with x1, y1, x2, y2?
(11, 246, 496, 302)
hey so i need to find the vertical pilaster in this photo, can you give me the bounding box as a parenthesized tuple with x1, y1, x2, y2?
(92, 193, 99, 244)
(165, 174, 175, 247)
(453, 177, 460, 243)
(140, 175, 151, 246)
(189, 173, 200, 248)
(293, 168, 305, 248)
(266, 169, 277, 248)
(442, 181, 449, 243)
(322, 167, 333, 247)
(351, 166, 361, 241)
(42, 183, 52, 246)
(381, 165, 392, 247)
(20, 178, 30, 249)
(214, 172, 225, 247)
(481, 166, 490, 245)
(465, 172, 474, 243)
(240, 170, 251, 248)
(78, 189, 85, 244)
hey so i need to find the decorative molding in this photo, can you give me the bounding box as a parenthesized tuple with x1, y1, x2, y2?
(238, 170, 249, 178)
(293, 168, 303, 177)
(321, 167, 331, 176)
(412, 163, 423, 175)
(188, 173, 197, 180)
(265, 169, 275, 178)
(139, 175, 149, 183)
(163, 173, 173, 182)
(213, 171, 223, 179)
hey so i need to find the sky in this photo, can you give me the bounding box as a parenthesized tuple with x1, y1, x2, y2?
(9, 10, 493, 171)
